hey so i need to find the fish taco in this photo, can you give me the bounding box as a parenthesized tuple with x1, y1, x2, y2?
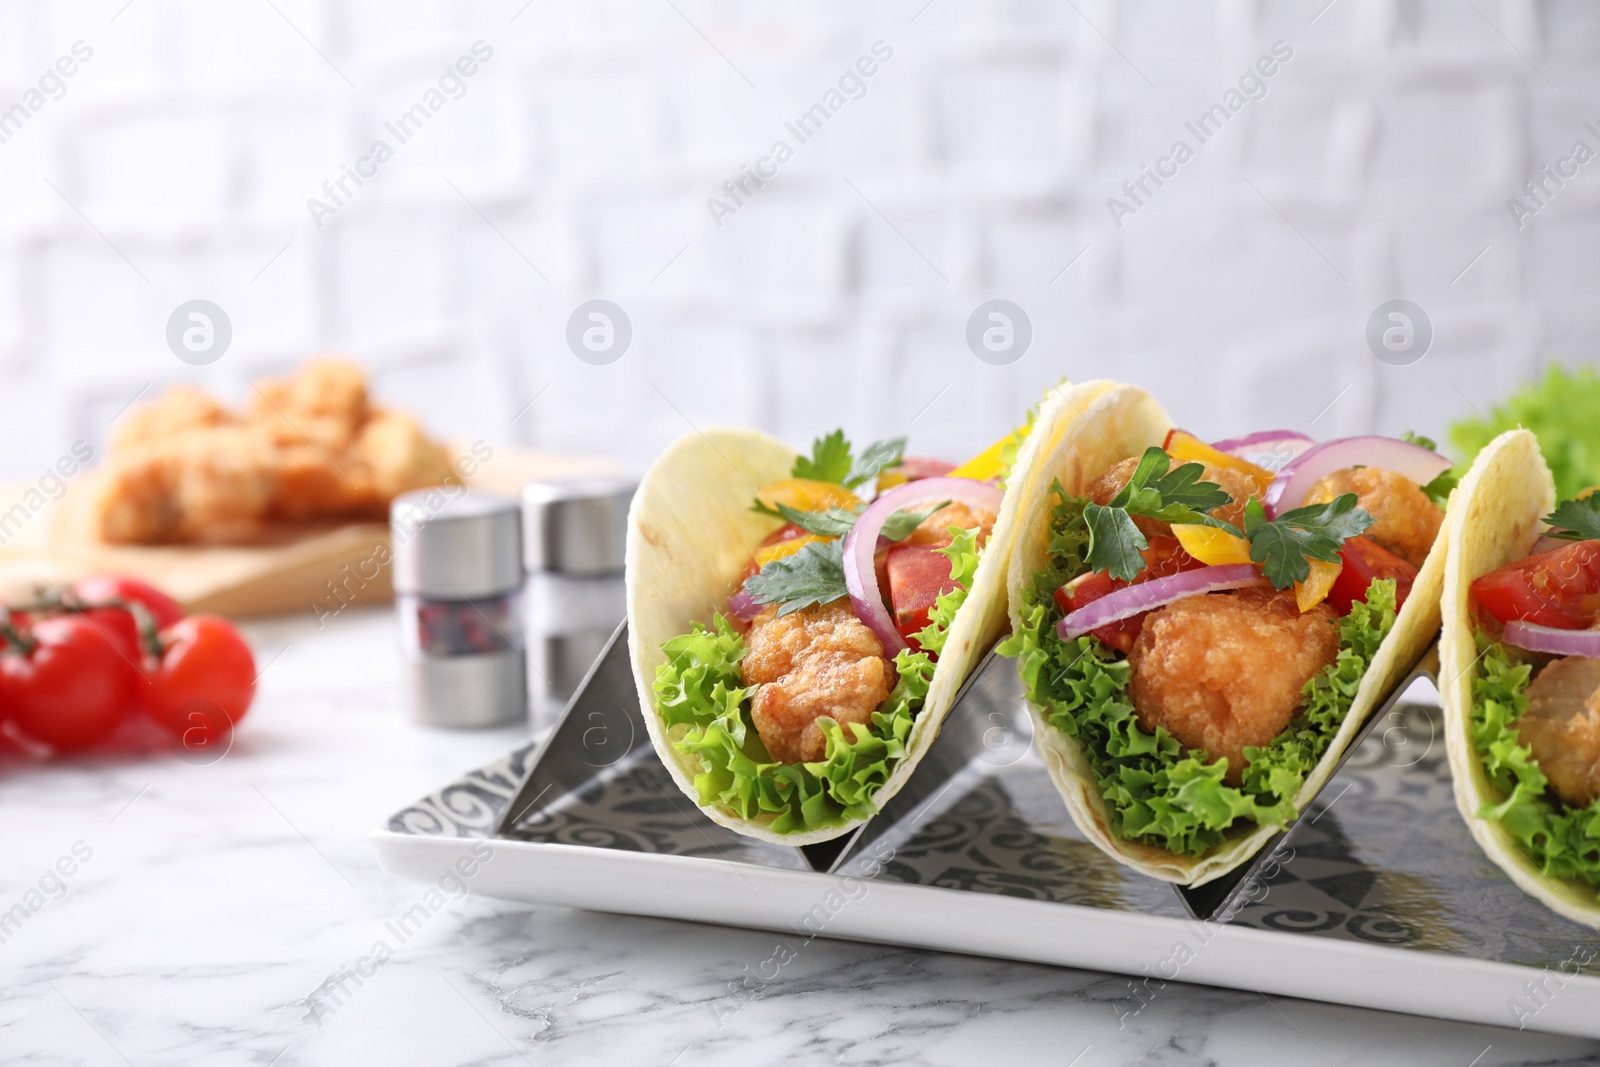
(1001, 383, 1451, 884)
(1439, 428, 1600, 928)
(626, 383, 1110, 844)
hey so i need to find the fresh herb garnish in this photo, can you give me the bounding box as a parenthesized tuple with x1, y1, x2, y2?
(1401, 431, 1458, 507)
(1543, 493, 1600, 542)
(792, 430, 854, 484)
(744, 540, 848, 616)
(1113, 447, 1234, 522)
(1206, 495, 1374, 589)
(1083, 447, 1232, 581)
(847, 437, 907, 489)
(790, 430, 907, 489)
(759, 499, 950, 542)
(1079, 445, 1374, 589)
(760, 502, 862, 537)
(880, 500, 949, 541)
(1083, 504, 1151, 583)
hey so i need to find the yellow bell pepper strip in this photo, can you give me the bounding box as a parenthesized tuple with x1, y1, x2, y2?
(754, 479, 861, 514)
(1173, 523, 1253, 566)
(1165, 429, 1275, 497)
(949, 414, 1040, 483)
(1294, 558, 1342, 612)
(947, 436, 1010, 483)
(753, 533, 825, 567)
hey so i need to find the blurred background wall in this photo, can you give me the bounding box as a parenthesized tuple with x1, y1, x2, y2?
(0, 0, 1588, 478)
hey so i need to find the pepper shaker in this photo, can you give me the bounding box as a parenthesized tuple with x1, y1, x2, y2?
(391, 489, 526, 728)
(521, 476, 636, 730)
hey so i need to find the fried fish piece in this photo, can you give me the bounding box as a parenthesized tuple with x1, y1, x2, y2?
(90, 428, 278, 543)
(269, 444, 376, 521)
(92, 358, 453, 543)
(168, 427, 278, 539)
(742, 600, 896, 764)
(1305, 466, 1442, 568)
(904, 500, 997, 549)
(110, 385, 232, 451)
(1519, 656, 1600, 809)
(248, 359, 369, 451)
(1129, 589, 1339, 783)
(354, 409, 455, 500)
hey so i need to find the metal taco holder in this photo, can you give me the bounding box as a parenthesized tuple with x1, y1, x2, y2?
(494, 619, 1440, 922)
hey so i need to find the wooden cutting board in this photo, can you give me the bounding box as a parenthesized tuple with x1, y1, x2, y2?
(0, 444, 623, 618)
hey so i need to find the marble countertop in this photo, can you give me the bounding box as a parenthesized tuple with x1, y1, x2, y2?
(3, 608, 1596, 1067)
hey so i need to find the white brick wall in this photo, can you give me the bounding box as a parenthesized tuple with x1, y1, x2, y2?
(0, 0, 1589, 481)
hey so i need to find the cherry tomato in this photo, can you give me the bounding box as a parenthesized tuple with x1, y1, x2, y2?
(72, 576, 184, 630)
(1325, 536, 1418, 617)
(0, 616, 134, 752)
(1053, 536, 1206, 653)
(65, 576, 184, 668)
(147, 616, 256, 736)
(1471, 540, 1600, 630)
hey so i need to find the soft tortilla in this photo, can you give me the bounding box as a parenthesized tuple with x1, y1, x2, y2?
(625, 382, 1116, 845)
(1007, 383, 1446, 885)
(1437, 428, 1600, 928)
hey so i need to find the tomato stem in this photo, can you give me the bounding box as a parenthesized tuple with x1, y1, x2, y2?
(0, 616, 35, 654)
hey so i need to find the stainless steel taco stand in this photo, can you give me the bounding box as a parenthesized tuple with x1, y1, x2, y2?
(379, 625, 1600, 1038)
(496, 620, 1443, 922)
(494, 619, 1018, 876)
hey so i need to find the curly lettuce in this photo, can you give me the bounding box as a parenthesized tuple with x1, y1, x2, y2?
(999, 486, 1398, 856)
(1450, 364, 1600, 502)
(652, 529, 981, 834)
(1470, 639, 1600, 894)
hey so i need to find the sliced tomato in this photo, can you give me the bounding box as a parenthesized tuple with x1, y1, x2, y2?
(1053, 535, 1206, 653)
(1326, 535, 1418, 617)
(1470, 540, 1600, 629)
(887, 543, 957, 647)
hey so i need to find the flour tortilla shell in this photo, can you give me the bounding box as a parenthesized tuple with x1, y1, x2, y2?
(1007, 383, 1445, 885)
(1437, 428, 1600, 928)
(625, 385, 1113, 845)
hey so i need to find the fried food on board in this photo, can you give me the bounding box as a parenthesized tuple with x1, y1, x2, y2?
(89, 358, 454, 544)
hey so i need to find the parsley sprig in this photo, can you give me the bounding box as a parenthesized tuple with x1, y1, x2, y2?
(1083, 447, 1232, 580)
(791, 430, 906, 489)
(743, 500, 953, 615)
(1543, 493, 1600, 542)
(1401, 431, 1458, 507)
(1081, 445, 1376, 589)
(759, 499, 950, 541)
(1205, 496, 1374, 589)
(744, 540, 849, 616)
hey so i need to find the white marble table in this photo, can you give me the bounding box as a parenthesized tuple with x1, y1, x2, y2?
(3, 608, 1596, 1067)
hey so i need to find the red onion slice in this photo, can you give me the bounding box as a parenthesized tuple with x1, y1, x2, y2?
(1502, 620, 1600, 658)
(727, 586, 763, 622)
(1210, 429, 1315, 456)
(1056, 564, 1266, 642)
(842, 476, 1003, 655)
(1530, 535, 1569, 556)
(1264, 436, 1452, 517)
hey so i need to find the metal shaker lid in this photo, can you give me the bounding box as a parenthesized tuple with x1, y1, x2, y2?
(391, 489, 522, 599)
(522, 476, 636, 575)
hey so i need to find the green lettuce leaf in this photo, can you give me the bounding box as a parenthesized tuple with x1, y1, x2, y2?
(998, 485, 1397, 857)
(1470, 639, 1600, 894)
(652, 530, 983, 834)
(1450, 365, 1600, 502)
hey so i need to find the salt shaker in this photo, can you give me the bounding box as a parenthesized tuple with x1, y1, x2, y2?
(391, 489, 526, 728)
(521, 476, 636, 729)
